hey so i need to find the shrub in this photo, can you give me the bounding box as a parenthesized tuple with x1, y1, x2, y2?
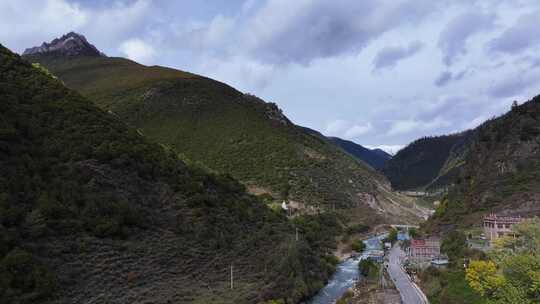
(351, 240, 366, 253)
(346, 223, 369, 235)
(358, 259, 379, 280)
(0, 248, 56, 300)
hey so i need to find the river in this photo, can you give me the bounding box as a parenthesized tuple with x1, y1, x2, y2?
(308, 234, 386, 304)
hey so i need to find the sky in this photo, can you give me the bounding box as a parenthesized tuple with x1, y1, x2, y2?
(2, 0, 540, 153)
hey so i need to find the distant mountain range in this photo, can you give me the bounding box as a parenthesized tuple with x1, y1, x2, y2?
(298, 126, 392, 169)
(327, 137, 391, 170)
(380, 95, 540, 230)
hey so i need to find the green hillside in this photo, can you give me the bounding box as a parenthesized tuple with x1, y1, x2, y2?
(425, 96, 540, 230)
(0, 45, 337, 303)
(24, 52, 422, 226)
(382, 133, 470, 191)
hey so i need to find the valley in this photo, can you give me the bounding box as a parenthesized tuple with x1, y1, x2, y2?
(2, 10, 540, 302)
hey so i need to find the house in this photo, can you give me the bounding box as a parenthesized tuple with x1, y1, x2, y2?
(409, 237, 441, 263)
(365, 249, 385, 263)
(483, 214, 523, 243)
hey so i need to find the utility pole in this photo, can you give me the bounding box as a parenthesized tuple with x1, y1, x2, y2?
(230, 264, 233, 290)
(296, 227, 299, 242)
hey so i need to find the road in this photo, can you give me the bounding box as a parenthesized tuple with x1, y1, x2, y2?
(387, 245, 428, 304)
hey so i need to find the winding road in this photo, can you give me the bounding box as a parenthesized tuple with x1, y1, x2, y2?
(387, 245, 428, 304)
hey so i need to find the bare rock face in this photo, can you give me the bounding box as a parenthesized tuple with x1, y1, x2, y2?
(23, 32, 105, 57)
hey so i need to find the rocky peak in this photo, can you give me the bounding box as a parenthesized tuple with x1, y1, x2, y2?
(23, 32, 105, 57)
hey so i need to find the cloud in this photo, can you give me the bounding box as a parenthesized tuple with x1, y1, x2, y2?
(119, 38, 156, 64)
(324, 120, 373, 139)
(324, 119, 349, 135)
(243, 0, 438, 65)
(365, 145, 404, 155)
(373, 41, 423, 70)
(180, 14, 236, 52)
(0, 0, 151, 54)
(434, 70, 467, 87)
(488, 73, 538, 98)
(198, 56, 277, 92)
(438, 12, 496, 66)
(386, 117, 451, 136)
(488, 11, 540, 54)
(0, 0, 87, 52)
(462, 115, 489, 130)
(344, 123, 374, 139)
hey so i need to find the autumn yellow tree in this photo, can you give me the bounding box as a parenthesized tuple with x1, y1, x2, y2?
(466, 218, 540, 304)
(465, 260, 505, 296)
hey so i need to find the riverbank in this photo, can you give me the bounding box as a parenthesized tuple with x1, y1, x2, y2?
(309, 234, 387, 304)
(336, 267, 401, 304)
(334, 227, 391, 261)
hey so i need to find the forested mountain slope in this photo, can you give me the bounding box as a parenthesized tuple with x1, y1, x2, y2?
(382, 132, 471, 191)
(23, 33, 423, 226)
(328, 137, 391, 170)
(425, 97, 540, 229)
(0, 44, 336, 304)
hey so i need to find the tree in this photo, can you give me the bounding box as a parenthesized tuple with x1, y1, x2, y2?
(358, 259, 379, 280)
(351, 240, 366, 253)
(512, 100, 519, 111)
(409, 227, 418, 238)
(465, 260, 505, 297)
(441, 230, 466, 262)
(466, 219, 540, 303)
(385, 228, 398, 244)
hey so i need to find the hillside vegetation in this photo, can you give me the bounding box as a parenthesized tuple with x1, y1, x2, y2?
(422, 96, 540, 232)
(328, 137, 391, 170)
(0, 45, 338, 303)
(382, 133, 471, 191)
(24, 52, 422, 226)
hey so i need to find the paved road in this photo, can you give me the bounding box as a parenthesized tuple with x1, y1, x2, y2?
(387, 245, 428, 304)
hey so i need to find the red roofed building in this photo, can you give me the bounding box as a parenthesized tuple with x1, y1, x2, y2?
(409, 237, 441, 262)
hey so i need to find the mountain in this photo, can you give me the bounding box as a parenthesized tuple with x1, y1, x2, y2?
(425, 97, 540, 229)
(381, 132, 471, 191)
(297, 126, 391, 169)
(23, 32, 104, 57)
(0, 44, 336, 303)
(23, 33, 424, 226)
(328, 137, 391, 170)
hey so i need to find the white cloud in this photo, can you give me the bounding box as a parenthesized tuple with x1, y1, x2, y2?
(119, 38, 156, 64)
(386, 117, 451, 136)
(344, 123, 374, 139)
(323, 120, 373, 139)
(438, 11, 496, 66)
(365, 145, 404, 155)
(324, 120, 349, 135)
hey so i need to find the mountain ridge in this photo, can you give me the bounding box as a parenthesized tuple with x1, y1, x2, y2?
(327, 137, 391, 170)
(23, 32, 105, 57)
(23, 33, 425, 226)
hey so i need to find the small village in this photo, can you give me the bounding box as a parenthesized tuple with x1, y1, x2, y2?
(328, 212, 531, 304)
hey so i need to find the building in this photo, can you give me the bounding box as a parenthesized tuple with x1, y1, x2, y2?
(483, 214, 523, 242)
(409, 237, 441, 263)
(365, 249, 385, 263)
(397, 231, 409, 241)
